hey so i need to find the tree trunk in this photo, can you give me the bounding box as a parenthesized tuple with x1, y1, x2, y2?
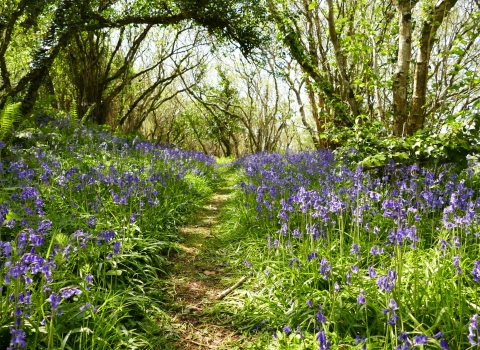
(326, 0, 360, 117)
(392, 0, 417, 137)
(407, 0, 458, 135)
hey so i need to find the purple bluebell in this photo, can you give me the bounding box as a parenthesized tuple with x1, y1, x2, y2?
(357, 290, 366, 305)
(389, 298, 399, 311)
(370, 245, 384, 256)
(316, 330, 330, 350)
(60, 287, 82, 299)
(130, 213, 140, 223)
(350, 243, 361, 260)
(377, 275, 395, 292)
(97, 230, 115, 244)
(316, 311, 326, 323)
(46, 293, 61, 310)
(113, 241, 121, 255)
(9, 328, 27, 349)
(387, 313, 399, 325)
(453, 255, 461, 274)
(308, 252, 318, 261)
(319, 258, 331, 279)
(86, 216, 96, 227)
(472, 260, 480, 282)
(439, 339, 450, 350)
(468, 314, 479, 346)
(433, 332, 444, 339)
(413, 334, 427, 345)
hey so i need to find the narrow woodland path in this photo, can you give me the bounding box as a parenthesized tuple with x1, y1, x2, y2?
(163, 166, 248, 349)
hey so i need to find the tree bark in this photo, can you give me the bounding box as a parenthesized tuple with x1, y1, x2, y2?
(407, 0, 458, 135)
(392, 0, 417, 137)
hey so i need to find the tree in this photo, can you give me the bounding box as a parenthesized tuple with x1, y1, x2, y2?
(0, 0, 268, 119)
(266, 0, 478, 140)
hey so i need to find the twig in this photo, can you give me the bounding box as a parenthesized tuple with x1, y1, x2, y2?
(215, 275, 248, 300)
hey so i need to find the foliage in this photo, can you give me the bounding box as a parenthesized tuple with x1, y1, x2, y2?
(325, 110, 480, 169)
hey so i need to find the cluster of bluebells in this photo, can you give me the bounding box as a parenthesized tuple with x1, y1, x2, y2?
(0, 116, 216, 348)
(235, 151, 480, 348)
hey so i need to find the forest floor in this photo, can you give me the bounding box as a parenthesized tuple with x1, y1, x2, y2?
(163, 166, 250, 349)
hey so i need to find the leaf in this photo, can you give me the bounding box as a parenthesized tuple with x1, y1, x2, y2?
(203, 270, 216, 276)
(308, 1, 317, 10)
(106, 270, 123, 276)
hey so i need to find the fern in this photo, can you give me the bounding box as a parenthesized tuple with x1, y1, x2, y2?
(0, 98, 22, 143)
(70, 100, 78, 120)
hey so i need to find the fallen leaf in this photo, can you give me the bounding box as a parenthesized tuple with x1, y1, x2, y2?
(203, 270, 216, 276)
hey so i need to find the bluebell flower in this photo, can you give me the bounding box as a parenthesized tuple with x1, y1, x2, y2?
(468, 314, 479, 346)
(292, 228, 301, 238)
(130, 213, 140, 223)
(98, 230, 115, 244)
(9, 328, 27, 349)
(308, 252, 318, 261)
(113, 241, 121, 255)
(370, 245, 384, 256)
(60, 287, 82, 299)
(316, 311, 326, 323)
(357, 290, 366, 305)
(387, 313, 399, 325)
(86, 216, 96, 227)
(316, 330, 330, 350)
(413, 334, 428, 345)
(439, 339, 450, 349)
(389, 298, 399, 311)
(376, 275, 395, 292)
(6, 218, 16, 229)
(472, 260, 480, 282)
(46, 293, 61, 310)
(453, 255, 461, 274)
(350, 243, 361, 259)
(283, 325, 292, 334)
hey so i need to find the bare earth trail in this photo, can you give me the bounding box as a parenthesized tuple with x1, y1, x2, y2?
(163, 166, 248, 349)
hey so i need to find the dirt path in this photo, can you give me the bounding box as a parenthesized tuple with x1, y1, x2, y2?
(163, 166, 246, 349)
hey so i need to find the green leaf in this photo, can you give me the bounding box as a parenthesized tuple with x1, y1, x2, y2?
(308, 1, 317, 10)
